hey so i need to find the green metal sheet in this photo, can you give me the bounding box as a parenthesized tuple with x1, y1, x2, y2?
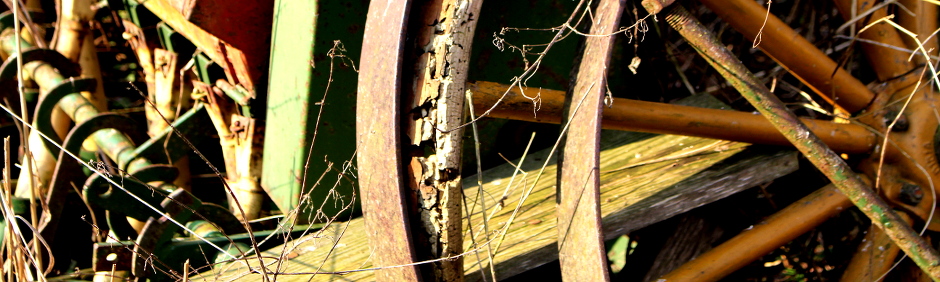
(262, 0, 365, 223)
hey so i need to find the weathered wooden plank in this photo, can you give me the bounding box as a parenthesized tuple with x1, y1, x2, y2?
(200, 94, 798, 281)
(461, 135, 796, 281)
(201, 139, 795, 281)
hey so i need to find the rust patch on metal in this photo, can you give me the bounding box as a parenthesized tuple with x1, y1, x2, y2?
(664, 4, 940, 278)
(135, 0, 260, 93)
(466, 81, 877, 154)
(356, 0, 422, 280)
(555, 0, 624, 281)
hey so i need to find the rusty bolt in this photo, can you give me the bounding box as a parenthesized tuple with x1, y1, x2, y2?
(884, 109, 909, 132)
(900, 182, 924, 206)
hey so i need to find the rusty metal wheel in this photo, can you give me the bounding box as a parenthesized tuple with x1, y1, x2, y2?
(354, 0, 940, 280)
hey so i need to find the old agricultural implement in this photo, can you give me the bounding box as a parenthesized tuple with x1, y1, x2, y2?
(1, 0, 940, 281)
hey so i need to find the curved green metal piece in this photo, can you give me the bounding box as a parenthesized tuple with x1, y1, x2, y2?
(33, 78, 98, 156)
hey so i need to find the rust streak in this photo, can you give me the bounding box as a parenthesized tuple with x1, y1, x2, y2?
(135, 0, 255, 93)
(556, 0, 624, 281)
(356, 0, 423, 280)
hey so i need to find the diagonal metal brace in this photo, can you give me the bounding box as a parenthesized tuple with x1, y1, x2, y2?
(663, 4, 940, 279)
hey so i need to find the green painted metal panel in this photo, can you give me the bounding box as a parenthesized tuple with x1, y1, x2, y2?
(262, 0, 365, 223)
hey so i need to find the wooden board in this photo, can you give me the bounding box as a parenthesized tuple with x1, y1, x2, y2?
(199, 137, 796, 281)
(199, 95, 799, 281)
(460, 134, 796, 281)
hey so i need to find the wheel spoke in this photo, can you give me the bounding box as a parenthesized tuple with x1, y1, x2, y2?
(833, 0, 916, 82)
(469, 81, 878, 154)
(660, 184, 852, 281)
(897, 0, 938, 66)
(840, 213, 911, 281)
(699, 0, 874, 113)
(663, 4, 940, 278)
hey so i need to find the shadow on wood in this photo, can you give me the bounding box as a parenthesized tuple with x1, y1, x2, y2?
(199, 95, 798, 281)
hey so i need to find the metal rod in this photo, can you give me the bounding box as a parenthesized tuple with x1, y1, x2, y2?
(208, 79, 263, 221)
(698, 0, 875, 113)
(468, 81, 877, 154)
(833, 0, 916, 82)
(897, 0, 939, 66)
(840, 212, 912, 282)
(664, 5, 940, 278)
(660, 184, 852, 281)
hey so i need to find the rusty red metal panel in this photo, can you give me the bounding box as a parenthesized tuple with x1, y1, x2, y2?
(184, 0, 273, 93)
(137, 0, 263, 93)
(556, 0, 625, 280)
(356, 0, 422, 280)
